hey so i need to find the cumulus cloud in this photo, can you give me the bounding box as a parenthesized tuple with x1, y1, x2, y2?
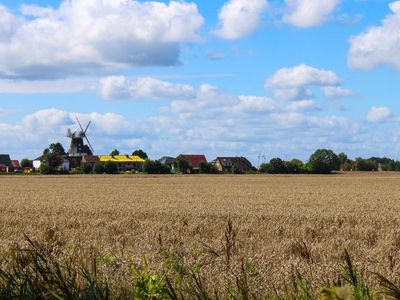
(264, 64, 354, 102)
(99, 76, 196, 100)
(0, 1, 203, 79)
(0, 68, 370, 162)
(0, 97, 369, 163)
(287, 100, 319, 111)
(214, 0, 269, 39)
(367, 106, 393, 123)
(266, 64, 340, 89)
(321, 86, 354, 98)
(283, 0, 340, 28)
(348, 1, 400, 70)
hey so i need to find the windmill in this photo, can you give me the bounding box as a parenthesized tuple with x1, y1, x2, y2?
(67, 117, 94, 157)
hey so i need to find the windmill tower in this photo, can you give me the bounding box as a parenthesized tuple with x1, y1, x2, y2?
(67, 117, 94, 157)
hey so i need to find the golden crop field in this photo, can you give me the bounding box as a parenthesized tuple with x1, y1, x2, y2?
(1, 173, 400, 297)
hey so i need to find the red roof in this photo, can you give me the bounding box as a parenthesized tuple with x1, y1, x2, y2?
(11, 160, 20, 168)
(181, 154, 207, 169)
(82, 155, 100, 163)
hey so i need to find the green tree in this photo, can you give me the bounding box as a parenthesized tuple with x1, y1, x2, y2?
(20, 159, 32, 168)
(110, 149, 120, 156)
(104, 161, 118, 174)
(49, 142, 66, 155)
(143, 159, 170, 174)
(42, 143, 65, 171)
(176, 156, 191, 174)
(338, 152, 349, 171)
(258, 163, 270, 173)
(93, 163, 105, 174)
(286, 159, 304, 174)
(355, 158, 377, 171)
(308, 149, 340, 174)
(39, 163, 52, 175)
(132, 149, 148, 160)
(268, 158, 288, 174)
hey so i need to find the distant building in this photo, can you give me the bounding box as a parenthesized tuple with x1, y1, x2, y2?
(59, 159, 70, 172)
(11, 160, 21, 172)
(0, 154, 12, 173)
(32, 156, 42, 170)
(99, 155, 145, 172)
(179, 154, 207, 170)
(159, 156, 176, 169)
(214, 157, 253, 173)
(81, 155, 100, 164)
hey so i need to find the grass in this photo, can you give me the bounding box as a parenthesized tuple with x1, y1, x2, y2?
(0, 230, 399, 299)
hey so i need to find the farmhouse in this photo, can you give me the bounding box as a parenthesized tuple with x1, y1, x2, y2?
(81, 155, 100, 164)
(214, 157, 253, 173)
(180, 154, 207, 170)
(159, 156, 176, 169)
(99, 155, 145, 172)
(0, 154, 12, 173)
(32, 156, 42, 170)
(11, 160, 21, 172)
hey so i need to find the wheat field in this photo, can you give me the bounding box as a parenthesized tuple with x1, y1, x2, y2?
(1, 173, 400, 296)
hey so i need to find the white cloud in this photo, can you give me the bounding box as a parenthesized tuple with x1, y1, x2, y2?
(0, 1, 203, 79)
(271, 87, 313, 102)
(265, 64, 351, 102)
(367, 106, 393, 123)
(99, 76, 196, 100)
(283, 0, 340, 28)
(235, 96, 276, 113)
(348, 1, 400, 70)
(214, 0, 268, 39)
(287, 100, 319, 111)
(321, 86, 354, 98)
(0, 72, 370, 162)
(266, 64, 340, 90)
(0, 98, 368, 163)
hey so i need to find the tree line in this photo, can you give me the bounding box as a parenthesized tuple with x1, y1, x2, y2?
(19, 143, 400, 175)
(259, 149, 400, 174)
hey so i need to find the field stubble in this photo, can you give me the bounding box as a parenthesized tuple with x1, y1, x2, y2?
(1, 173, 400, 295)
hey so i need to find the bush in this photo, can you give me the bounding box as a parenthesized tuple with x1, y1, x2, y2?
(232, 165, 244, 174)
(39, 163, 52, 175)
(199, 162, 218, 174)
(20, 159, 32, 168)
(104, 162, 118, 174)
(308, 149, 340, 174)
(92, 163, 105, 174)
(79, 163, 93, 174)
(143, 160, 170, 174)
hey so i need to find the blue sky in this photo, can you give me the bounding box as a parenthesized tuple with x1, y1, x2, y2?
(0, 0, 399, 164)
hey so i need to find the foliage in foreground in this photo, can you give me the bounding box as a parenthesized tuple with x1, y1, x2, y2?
(1, 226, 400, 300)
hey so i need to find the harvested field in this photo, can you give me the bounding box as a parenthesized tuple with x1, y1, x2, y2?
(0, 173, 400, 296)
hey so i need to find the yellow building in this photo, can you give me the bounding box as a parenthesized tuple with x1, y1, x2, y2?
(99, 155, 145, 172)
